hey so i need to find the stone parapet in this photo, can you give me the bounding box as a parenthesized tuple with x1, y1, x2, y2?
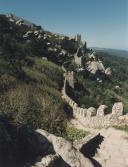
(62, 71, 128, 128)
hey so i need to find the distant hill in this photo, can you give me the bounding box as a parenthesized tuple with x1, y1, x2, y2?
(90, 47, 128, 58)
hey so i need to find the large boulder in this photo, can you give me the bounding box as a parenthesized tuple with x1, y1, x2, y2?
(36, 129, 93, 167)
(105, 68, 112, 76)
(86, 61, 105, 74)
(88, 52, 96, 59)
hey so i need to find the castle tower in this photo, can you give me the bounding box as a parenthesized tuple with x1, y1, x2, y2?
(66, 71, 74, 88)
(75, 34, 82, 43)
(74, 47, 82, 67)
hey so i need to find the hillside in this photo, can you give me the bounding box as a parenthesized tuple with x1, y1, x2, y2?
(69, 52, 128, 112)
(91, 47, 128, 58)
(0, 14, 128, 167)
(0, 14, 69, 167)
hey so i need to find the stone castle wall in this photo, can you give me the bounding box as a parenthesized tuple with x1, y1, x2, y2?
(62, 76, 128, 128)
(65, 71, 74, 88)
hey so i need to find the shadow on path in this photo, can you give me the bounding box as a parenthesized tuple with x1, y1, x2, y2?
(80, 134, 104, 167)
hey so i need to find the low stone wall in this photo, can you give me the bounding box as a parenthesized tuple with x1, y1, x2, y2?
(62, 75, 128, 128)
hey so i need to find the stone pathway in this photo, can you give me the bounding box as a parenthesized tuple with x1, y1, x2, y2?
(69, 119, 128, 167)
(94, 128, 128, 167)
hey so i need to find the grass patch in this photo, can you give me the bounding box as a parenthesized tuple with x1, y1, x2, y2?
(64, 126, 89, 142)
(114, 125, 128, 133)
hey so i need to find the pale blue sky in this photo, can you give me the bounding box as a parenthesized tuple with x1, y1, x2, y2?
(0, 0, 128, 50)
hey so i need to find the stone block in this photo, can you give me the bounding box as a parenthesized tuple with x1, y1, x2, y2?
(97, 105, 108, 117)
(74, 103, 78, 107)
(80, 108, 84, 116)
(112, 102, 123, 116)
(83, 109, 87, 117)
(87, 107, 96, 117)
(77, 108, 81, 115)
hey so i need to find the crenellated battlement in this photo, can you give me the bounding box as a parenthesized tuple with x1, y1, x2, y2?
(62, 72, 128, 128)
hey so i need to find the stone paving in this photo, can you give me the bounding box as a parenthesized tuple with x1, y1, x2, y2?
(69, 119, 128, 167)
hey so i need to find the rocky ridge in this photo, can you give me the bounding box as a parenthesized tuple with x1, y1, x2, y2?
(5, 13, 111, 82)
(34, 129, 100, 167)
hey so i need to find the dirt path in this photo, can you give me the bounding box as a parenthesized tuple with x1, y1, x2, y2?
(69, 119, 128, 167)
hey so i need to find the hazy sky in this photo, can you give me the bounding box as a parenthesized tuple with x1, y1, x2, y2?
(0, 0, 128, 50)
